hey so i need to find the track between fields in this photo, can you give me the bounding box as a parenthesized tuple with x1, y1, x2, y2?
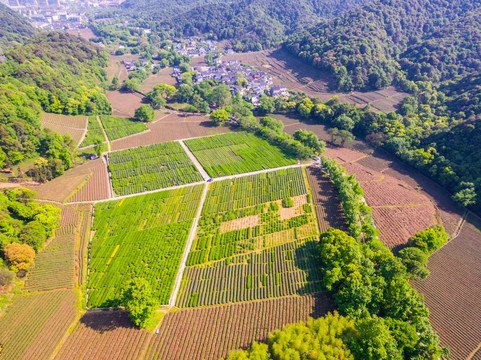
(169, 183, 209, 306)
(178, 140, 211, 181)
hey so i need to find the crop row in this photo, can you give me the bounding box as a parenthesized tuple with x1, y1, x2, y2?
(88, 186, 203, 307)
(80, 116, 105, 147)
(177, 239, 323, 308)
(0, 290, 76, 360)
(185, 132, 296, 177)
(100, 115, 148, 141)
(202, 168, 307, 215)
(108, 141, 203, 196)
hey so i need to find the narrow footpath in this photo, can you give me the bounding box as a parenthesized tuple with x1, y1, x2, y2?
(168, 183, 209, 306)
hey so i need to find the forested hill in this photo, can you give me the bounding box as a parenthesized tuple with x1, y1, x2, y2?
(0, 3, 36, 48)
(120, 0, 370, 51)
(0, 32, 111, 179)
(285, 0, 481, 91)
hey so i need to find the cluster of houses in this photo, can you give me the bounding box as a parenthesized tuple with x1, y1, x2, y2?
(174, 39, 218, 58)
(174, 60, 289, 105)
(122, 58, 155, 72)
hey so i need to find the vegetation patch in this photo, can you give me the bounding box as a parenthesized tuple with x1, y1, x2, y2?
(108, 141, 203, 196)
(185, 132, 297, 178)
(100, 115, 149, 141)
(87, 185, 203, 307)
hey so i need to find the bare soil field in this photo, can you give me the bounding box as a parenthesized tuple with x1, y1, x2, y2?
(411, 215, 481, 360)
(225, 49, 407, 113)
(306, 167, 347, 232)
(29, 159, 109, 203)
(106, 54, 138, 83)
(140, 67, 176, 93)
(55, 311, 152, 360)
(145, 293, 333, 360)
(111, 113, 232, 151)
(66, 28, 96, 40)
(106, 91, 144, 117)
(40, 113, 88, 146)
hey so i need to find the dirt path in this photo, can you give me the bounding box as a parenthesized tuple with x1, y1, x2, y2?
(97, 116, 111, 152)
(168, 183, 209, 307)
(76, 117, 90, 147)
(177, 140, 210, 181)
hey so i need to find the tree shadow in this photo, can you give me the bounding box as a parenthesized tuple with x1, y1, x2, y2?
(81, 310, 138, 333)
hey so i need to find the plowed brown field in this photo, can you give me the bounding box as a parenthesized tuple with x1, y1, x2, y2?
(145, 293, 333, 360)
(412, 215, 481, 360)
(55, 311, 152, 360)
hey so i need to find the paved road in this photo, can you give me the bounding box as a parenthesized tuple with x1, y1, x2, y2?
(168, 183, 209, 306)
(178, 140, 211, 181)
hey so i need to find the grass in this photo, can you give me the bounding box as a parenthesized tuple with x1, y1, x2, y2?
(100, 115, 149, 141)
(79, 116, 105, 148)
(87, 185, 204, 308)
(108, 141, 203, 196)
(184, 132, 297, 177)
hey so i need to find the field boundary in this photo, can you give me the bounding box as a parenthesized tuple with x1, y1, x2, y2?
(76, 116, 90, 148)
(169, 183, 209, 306)
(178, 140, 210, 181)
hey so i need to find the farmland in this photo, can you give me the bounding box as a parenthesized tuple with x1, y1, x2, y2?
(79, 116, 105, 148)
(24, 205, 84, 292)
(106, 91, 143, 117)
(108, 141, 203, 196)
(224, 48, 407, 113)
(40, 112, 88, 146)
(146, 293, 333, 360)
(188, 168, 318, 265)
(30, 158, 109, 203)
(55, 311, 152, 360)
(111, 113, 231, 151)
(87, 185, 203, 307)
(100, 115, 149, 141)
(412, 215, 481, 360)
(0, 290, 76, 360)
(185, 132, 297, 177)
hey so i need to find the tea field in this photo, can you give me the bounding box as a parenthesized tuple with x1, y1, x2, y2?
(108, 141, 203, 196)
(87, 185, 204, 308)
(79, 116, 105, 148)
(184, 132, 297, 177)
(100, 115, 149, 141)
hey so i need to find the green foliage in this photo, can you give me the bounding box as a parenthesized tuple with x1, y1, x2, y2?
(210, 108, 230, 126)
(100, 115, 149, 141)
(134, 104, 155, 122)
(185, 132, 297, 178)
(0, 3, 36, 48)
(80, 116, 105, 148)
(286, 0, 481, 91)
(108, 141, 203, 196)
(282, 197, 294, 208)
(120, 277, 158, 328)
(398, 247, 430, 280)
(89, 186, 203, 307)
(259, 116, 283, 134)
(407, 226, 449, 255)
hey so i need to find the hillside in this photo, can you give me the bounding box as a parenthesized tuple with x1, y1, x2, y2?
(0, 32, 111, 179)
(0, 3, 36, 48)
(119, 0, 369, 51)
(285, 0, 481, 91)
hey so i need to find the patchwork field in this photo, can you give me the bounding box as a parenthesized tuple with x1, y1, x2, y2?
(111, 113, 231, 151)
(87, 186, 203, 307)
(224, 48, 407, 113)
(55, 311, 152, 360)
(79, 116, 106, 148)
(0, 290, 77, 360)
(100, 115, 149, 141)
(177, 169, 322, 308)
(40, 113, 88, 146)
(412, 215, 481, 360)
(108, 141, 203, 196)
(185, 132, 297, 178)
(147, 293, 333, 360)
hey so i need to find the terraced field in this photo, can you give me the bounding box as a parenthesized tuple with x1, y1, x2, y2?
(108, 141, 203, 196)
(87, 185, 203, 307)
(40, 113, 88, 146)
(185, 132, 297, 177)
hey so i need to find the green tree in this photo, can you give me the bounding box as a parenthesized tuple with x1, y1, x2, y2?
(399, 247, 430, 280)
(339, 130, 354, 146)
(211, 85, 232, 108)
(452, 182, 476, 207)
(120, 277, 158, 328)
(259, 116, 283, 133)
(332, 114, 355, 132)
(176, 84, 194, 102)
(257, 95, 275, 115)
(297, 98, 314, 118)
(122, 78, 140, 93)
(407, 226, 448, 255)
(210, 108, 230, 126)
(134, 105, 155, 122)
(19, 220, 48, 252)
